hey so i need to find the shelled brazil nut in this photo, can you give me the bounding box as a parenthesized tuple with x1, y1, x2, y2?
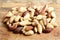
(3, 4, 58, 36)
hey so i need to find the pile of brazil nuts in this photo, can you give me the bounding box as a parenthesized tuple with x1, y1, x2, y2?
(3, 5, 58, 36)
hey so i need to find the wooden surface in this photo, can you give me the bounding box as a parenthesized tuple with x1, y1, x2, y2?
(0, 3, 60, 40)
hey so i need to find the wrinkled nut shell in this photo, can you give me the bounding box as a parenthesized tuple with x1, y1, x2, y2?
(25, 26, 33, 31)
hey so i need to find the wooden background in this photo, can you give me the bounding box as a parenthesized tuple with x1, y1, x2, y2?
(0, 3, 60, 40)
(0, 0, 60, 4)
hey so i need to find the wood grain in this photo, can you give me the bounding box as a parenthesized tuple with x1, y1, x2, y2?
(0, 3, 60, 40)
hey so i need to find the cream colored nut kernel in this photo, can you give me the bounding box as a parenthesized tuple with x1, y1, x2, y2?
(6, 21, 10, 25)
(42, 16, 47, 25)
(28, 7, 35, 17)
(36, 15, 43, 20)
(44, 12, 47, 15)
(32, 5, 37, 9)
(6, 11, 13, 17)
(37, 23, 42, 34)
(50, 18, 56, 23)
(40, 20, 45, 30)
(19, 13, 23, 16)
(19, 7, 27, 12)
(22, 26, 34, 36)
(14, 15, 21, 22)
(24, 30, 34, 36)
(34, 19, 39, 24)
(30, 12, 34, 17)
(34, 27, 37, 33)
(12, 10, 18, 14)
(46, 23, 54, 29)
(9, 16, 16, 23)
(47, 18, 51, 23)
(51, 11, 56, 18)
(28, 7, 35, 12)
(34, 19, 42, 33)
(19, 20, 31, 26)
(24, 12, 30, 20)
(47, 7, 54, 12)
(32, 22, 36, 26)
(20, 17, 24, 21)
(50, 22, 58, 27)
